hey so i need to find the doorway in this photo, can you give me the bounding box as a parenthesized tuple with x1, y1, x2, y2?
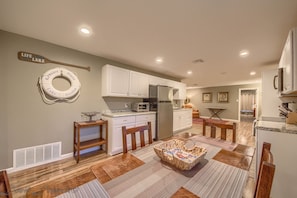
(238, 88, 258, 122)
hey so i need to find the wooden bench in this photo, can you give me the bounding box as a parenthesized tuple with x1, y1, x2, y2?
(202, 119, 236, 143)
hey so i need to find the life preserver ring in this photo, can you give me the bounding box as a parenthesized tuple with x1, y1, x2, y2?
(38, 67, 81, 104)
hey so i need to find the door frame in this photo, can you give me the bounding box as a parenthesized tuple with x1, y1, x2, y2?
(238, 88, 259, 122)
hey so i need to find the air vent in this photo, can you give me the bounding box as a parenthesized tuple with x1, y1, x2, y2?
(13, 142, 61, 169)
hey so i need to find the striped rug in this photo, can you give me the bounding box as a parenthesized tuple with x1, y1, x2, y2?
(56, 180, 110, 198)
(183, 160, 248, 198)
(189, 135, 237, 151)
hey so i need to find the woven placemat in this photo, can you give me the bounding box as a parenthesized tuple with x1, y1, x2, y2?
(91, 153, 144, 184)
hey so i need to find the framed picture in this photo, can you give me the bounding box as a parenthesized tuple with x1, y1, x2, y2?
(218, 92, 229, 103)
(202, 92, 212, 103)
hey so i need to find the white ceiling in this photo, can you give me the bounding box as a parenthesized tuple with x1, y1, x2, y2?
(1, 0, 297, 88)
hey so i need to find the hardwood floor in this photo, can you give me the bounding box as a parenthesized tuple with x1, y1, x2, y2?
(8, 119, 256, 198)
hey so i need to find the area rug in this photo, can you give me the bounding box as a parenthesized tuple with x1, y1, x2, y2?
(189, 135, 237, 151)
(56, 179, 110, 198)
(91, 153, 144, 184)
(26, 171, 96, 198)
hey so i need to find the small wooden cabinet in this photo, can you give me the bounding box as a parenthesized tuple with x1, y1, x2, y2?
(73, 120, 108, 163)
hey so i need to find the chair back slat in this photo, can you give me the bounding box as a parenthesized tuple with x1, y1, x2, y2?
(140, 131, 145, 147)
(131, 133, 137, 150)
(122, 122, 153, 153)
(0, 170, 12, 198)
(254, 142, 275, 198)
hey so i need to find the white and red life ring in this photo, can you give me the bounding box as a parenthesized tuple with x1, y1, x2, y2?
(38, 67, 81, 104)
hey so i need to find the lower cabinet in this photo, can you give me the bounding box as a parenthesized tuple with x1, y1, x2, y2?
(256, 128, 297, 198)
(173, 109, 192, 132)
(102, 113, 156, 155)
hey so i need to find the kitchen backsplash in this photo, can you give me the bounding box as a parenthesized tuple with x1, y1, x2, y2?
(103, 97, 143, 112)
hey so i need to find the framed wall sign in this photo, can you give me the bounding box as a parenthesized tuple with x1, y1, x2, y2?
(202, 92, 212, 103)
(218, 92, 229, 103)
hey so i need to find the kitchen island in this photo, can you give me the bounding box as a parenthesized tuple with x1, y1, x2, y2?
(255, 120, 297, 198)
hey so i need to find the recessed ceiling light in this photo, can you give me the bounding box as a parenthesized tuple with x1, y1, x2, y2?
(250, 71, 256, 76)
(79, 26, 93, 36)
(80, 28, 90, 34)
(187, 70, 193, 75)
(239, 50, 249, 58)
(155, 57, 163, 64)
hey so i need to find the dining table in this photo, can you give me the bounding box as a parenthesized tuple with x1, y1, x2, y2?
(57, 135, 254, 198)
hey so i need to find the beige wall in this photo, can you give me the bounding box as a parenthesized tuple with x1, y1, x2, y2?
(186, 84, 261, 120)
(0, 31, 8, 169)
(0, 30, 177, 169)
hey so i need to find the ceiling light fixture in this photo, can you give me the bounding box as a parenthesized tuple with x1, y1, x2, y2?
(187, 70, 193, 75)
(250, 71, 256, 76)
(78, 25, 93, 36)
(80, 27, 90, 34)
(239, 50, 249, 58)
(155, 57, 163, 64)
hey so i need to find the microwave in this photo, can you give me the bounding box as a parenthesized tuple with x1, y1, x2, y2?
(132, 102, 149, 112)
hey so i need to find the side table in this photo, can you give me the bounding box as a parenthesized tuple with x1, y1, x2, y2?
(73, 120, 108, 163)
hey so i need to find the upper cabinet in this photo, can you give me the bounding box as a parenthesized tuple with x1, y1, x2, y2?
(148, 75, 167, 86)
(129, 71, 149, 98)
(102, 65, 148, 98)
(102, 65, 130, 97)
(102, 64, 186, 99)
(278, 27, 297, 95)
(173, 82, 186, 100)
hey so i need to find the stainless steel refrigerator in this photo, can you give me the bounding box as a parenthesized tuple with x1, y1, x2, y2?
(148, 85, 173, 140)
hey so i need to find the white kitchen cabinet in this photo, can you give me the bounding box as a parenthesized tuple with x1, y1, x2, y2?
(102, 65, 149, 98)
(261, 69, 283, 118)
(148, 75, 167, 86)
(102, 64, 187, 98)
(102, 113, 156, 155)
(129, 71, 149, 98)
(278, 27, 297, 95)
(173, 82, 187, 100)
(256, 123, 297, 198)
(135, 114, 156, 142)
(173, 109, 192, 132)
(102, 65, 130, 97)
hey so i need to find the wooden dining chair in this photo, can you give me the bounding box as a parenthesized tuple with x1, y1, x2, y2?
(202, 119, 237, 143)
(122, 122, 153, 153)
(254, 142, 275, 198)
(0, 170, 12, 198)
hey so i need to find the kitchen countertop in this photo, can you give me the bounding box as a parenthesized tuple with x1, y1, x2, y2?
(173, 108, 192, 111)
(256, 120, 297, 134)
(102, 111, 156, 118)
